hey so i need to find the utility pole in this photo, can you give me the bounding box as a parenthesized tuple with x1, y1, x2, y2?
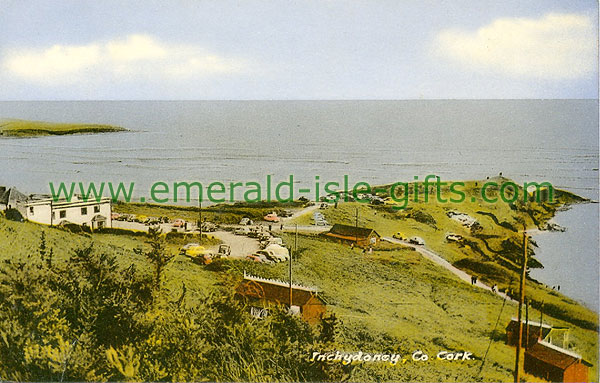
(525, 299, 530, 349)
(290, 224, 298, 308)
(538, 301, 544, 341)
(355, 207, 359, 246)
(514, 228, 528, 383)
(198, 198, 202, 241)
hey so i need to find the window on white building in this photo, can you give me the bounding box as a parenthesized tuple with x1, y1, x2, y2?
(94, 205, 100, 213)
(29, 207, 34, 215)
(59, 210, 66, 219)
(81, 207, 88, 215)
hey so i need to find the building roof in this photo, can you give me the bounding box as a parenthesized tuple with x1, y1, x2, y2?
(0, 187, 27, 206)
(25, 195, 112, 208)
(328, 224, 379, 239)
(509, 317, 553, 330)
(526, 341, 592, 369)
(236, 272, 325, 307)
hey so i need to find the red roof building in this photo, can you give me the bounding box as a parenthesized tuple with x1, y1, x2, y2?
(524, 341, 591, 383)
(235, 273, 326, 325)
(322, 224, 380, 247)
(506, 317, 555, 348)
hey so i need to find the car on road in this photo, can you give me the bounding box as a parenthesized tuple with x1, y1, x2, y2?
(239, 217, 254, 225)
(408, 236, 425, 246)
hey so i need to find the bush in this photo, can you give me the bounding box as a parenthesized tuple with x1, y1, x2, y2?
(0, 238, 345, 381)
(95, 227, 148, 236)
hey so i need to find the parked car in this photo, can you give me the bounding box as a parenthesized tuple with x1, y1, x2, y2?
(392, 232, 405, 240)
(247, 228, 261, 238)
(235, 227, 251, 236)
(254, 250, 280, 263)
(263, 213, 280, 223)
(261, 237, 283, 248)
(246, 252, 273, 263)
(217, 244, 231, 257)
(201, 222, 217, 232)
(172, 219, 186, 228)
(409, 236, 425, 246)
(145, 217, 160, 225)
(239, 217, 254, 225)
(258, 233, 272, 242)
(180, 243, 200, 254)
(446, 233, 463, 242)
(184, 245, 214, 265)
(315, 219, 329, 226)
(264, 244, 289, 262)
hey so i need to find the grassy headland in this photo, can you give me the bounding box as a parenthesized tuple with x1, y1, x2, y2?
(0, 118, 127, 137)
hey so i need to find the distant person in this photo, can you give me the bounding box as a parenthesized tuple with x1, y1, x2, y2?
(269, 224, 272, 232)
(491, 284, 497, 293)
(350, 243, 355, 250)
(280, 224, 283, 231)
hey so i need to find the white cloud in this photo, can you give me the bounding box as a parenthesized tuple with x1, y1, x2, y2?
(3, 34, 249, 85)
(106, 34, 167, 62)
(433, 13, 597, 80)
(5, 44, 101, 81)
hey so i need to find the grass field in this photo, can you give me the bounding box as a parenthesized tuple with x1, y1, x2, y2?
(0, 118, 126, 137)
(0, 177, 596, 381)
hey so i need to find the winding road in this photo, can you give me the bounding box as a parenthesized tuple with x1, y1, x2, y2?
(383, 236, 516, 302)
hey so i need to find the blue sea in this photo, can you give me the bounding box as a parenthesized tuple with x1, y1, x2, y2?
(0, 100, 597, 309)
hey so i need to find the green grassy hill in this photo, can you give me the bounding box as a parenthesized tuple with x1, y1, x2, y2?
(0, 176, 597, 381)
(0, 119, 126, 137)
(0, 188, 596, 381)
(237, 232, 598, 382)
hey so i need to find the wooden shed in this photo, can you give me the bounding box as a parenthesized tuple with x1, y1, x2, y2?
(506, 317, 554, 348)
(322, 224, 380, 247)
(524, 340, 591, 383)
(235, 273, 326, 325)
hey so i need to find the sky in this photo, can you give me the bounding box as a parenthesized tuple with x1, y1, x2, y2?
(0, 0, 597, 100)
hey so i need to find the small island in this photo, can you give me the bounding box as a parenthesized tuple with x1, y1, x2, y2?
(0, 118, 127, 137)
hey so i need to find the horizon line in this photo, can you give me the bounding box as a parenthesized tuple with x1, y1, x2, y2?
(0, 98, 598, 102)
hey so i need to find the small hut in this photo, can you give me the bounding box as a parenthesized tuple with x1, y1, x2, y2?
(524, 340, 591, 383)
(235, 272, 326, 325)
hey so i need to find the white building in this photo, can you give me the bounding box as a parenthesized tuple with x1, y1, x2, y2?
(25, 196, 112, 229)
